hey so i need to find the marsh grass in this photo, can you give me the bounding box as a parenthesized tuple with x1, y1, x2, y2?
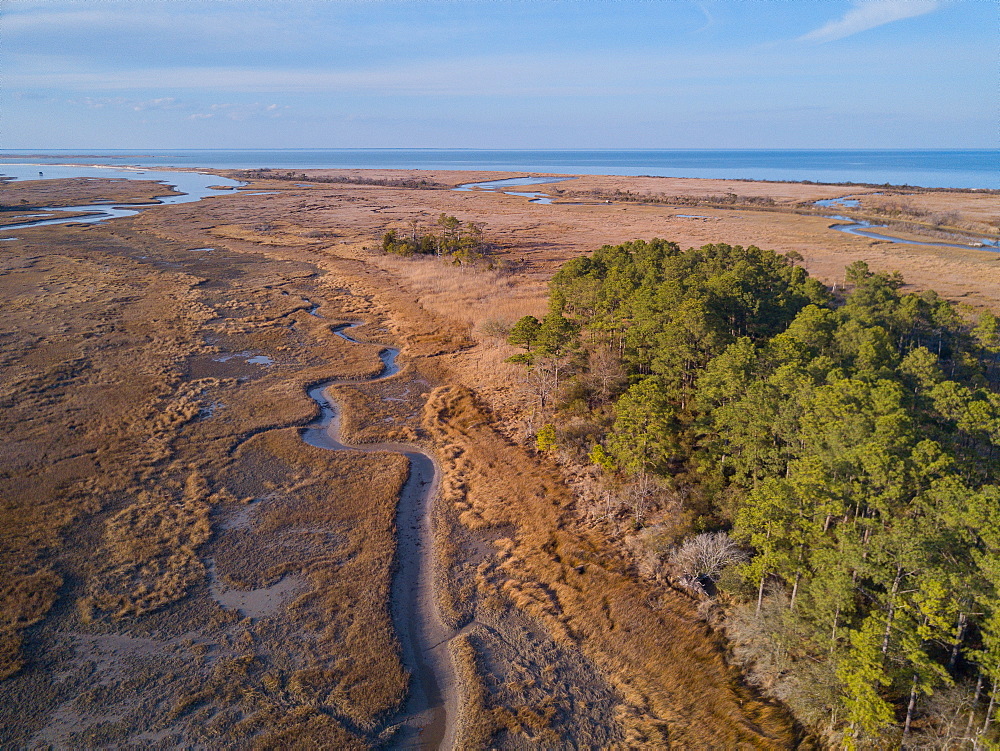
(0, 211, 417, 746)
(332, 366, 427, 445)
(0, 230, 221, 677)
(213, 429, 410, 734)
(210, 223, 321, 247)
(369, 251, 548, 334)
(84, 474, 213, 619)
(422, 385, 798, 747)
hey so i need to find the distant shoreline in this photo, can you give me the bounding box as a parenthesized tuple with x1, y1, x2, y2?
(1, 149, 996, 190)
(3, 161, 998, 196)
(233, 166, 1000, 195)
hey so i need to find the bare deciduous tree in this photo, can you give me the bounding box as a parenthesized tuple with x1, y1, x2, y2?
(521, 354, 570, 410)
(625, 471, 658, 526)
(586, 342, 627, 403)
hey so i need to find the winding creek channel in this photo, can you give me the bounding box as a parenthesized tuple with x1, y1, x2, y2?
(814, 195, 1000, 251)
(301, 322, 454, 749)
(2, 165, 456, 748)
(453, 178, 1000, 251)
(453, 175, 575, 204)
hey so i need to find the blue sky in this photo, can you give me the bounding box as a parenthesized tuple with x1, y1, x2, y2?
(2, 0, 995, 149)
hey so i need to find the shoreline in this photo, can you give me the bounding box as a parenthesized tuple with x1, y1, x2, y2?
(224, 167, 1000, 196)
(2, 152, 997, 192)
(3, 159, 998, 198)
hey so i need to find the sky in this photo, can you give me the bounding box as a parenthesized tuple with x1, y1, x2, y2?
(2, 0, 996, 149)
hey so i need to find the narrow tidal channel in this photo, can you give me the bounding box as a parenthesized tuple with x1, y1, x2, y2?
(301, 323, 454, 750)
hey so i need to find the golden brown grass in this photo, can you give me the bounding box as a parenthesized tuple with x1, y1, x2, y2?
(423, 385, 798, 747)
(856, 191, 1000, 237)
(0, 569, 62, 679)
(448, 634, 494, 748)
(209, 223, 322, 247)
(82, 473, 214, 619)
(367, 252, 549, 328)
(204, 428, 410, 737)
(0, 230, 219, 678)
(0, 207, 419, 746)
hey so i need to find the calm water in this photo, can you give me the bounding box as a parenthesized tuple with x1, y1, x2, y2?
(0, 164, 242, 234)
(1, 149, 997, 189)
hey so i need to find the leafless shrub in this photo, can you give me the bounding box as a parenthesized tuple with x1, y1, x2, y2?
(929, 210, 960, 228)
(669, 531, 748, 580)
(478, 318, 512, 341)
(902, 679, 995, 749)
(878, 199, 926, 219)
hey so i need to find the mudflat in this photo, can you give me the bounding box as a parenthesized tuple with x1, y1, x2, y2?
(0, 169, 996, 747)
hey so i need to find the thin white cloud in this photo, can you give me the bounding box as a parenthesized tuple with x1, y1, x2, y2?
(2, 8, 125, 33)
(4, 59, 641, 96)
(132, 97, 182, 112)
(5, 50, 746, 98)
(2, 3, 309, 56)
(800, 0, 940, 43)
(691, 1, 716, 33)
(190, 102, 288, 121)
(66, 95, 184, 111)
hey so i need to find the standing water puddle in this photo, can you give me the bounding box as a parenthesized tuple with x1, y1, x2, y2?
(207, 559, 306, 619)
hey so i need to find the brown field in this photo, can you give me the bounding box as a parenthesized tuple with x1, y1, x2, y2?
(0, 167, 997, 747)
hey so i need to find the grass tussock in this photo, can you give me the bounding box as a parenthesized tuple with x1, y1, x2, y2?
(448, 634, 496, 748)
(209, 223, 321, 246)
(84, 473, 214, 618)
(0, 568, 62, 679)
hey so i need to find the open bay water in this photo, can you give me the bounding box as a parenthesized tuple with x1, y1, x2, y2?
(1, 149, 997, 190)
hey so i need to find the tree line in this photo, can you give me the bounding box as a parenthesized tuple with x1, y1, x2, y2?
(507, 238, 1000, 747)
(241, 169, 443, 189)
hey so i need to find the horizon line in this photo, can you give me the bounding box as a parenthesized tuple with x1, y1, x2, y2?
(2, 147, 997, 153)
